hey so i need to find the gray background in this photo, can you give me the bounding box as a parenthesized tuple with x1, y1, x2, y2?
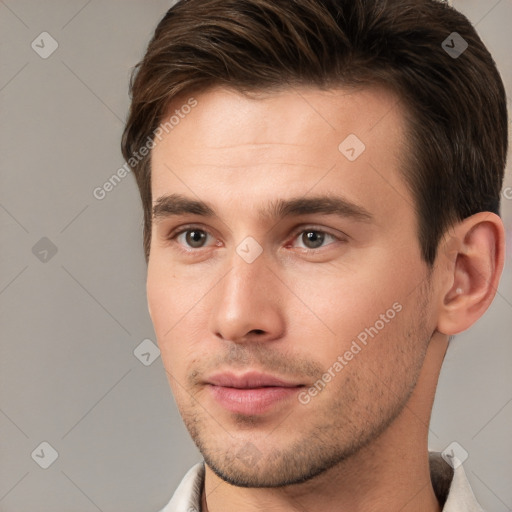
(0, 1, 511, 511)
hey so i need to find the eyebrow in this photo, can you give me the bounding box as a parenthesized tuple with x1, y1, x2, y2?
(152, 193, 374, 224)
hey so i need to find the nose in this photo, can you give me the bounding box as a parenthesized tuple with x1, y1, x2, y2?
(208, 249, 286, 344)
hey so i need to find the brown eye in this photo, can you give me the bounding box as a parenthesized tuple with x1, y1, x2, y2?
(170, 226, 217, 252)
(302, 230, 326, 249)
(290, 228, 340, 251)
(183, 229, 208, 248)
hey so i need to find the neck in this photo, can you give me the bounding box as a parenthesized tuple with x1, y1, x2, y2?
(202, 331, 448, 512)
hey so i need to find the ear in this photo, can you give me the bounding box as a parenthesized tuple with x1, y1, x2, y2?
(435, 212, 505, 336)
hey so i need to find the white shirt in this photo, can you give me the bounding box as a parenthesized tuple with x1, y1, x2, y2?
(159, 452, 484, 512)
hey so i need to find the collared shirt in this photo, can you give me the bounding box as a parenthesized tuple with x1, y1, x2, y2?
(158, 452, 484, 512)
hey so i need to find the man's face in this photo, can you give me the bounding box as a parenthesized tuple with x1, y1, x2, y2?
(147, 86, 437, 486)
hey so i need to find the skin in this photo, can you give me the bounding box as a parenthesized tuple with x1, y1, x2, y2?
(147, 86, 505, 512)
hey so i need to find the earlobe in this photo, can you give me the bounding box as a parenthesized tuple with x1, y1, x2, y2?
(436, 212, 505, 336)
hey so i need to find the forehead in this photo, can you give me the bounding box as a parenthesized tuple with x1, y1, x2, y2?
(150, 85, 411, 224)
(155, 84, 404, 155)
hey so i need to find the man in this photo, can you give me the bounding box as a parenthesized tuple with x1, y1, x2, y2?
(121, 0, 508, 510)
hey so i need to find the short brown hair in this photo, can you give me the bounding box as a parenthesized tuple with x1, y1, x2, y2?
(121, 0, 508, 265)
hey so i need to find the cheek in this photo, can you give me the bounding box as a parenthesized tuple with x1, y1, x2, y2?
(289, 266, 403, 340)
(146, 268, 174, 338)
(311, 291, 428, 429)
(146, 255, 201, 332)
(147, 264, 191, 368)
(286, 257, 425, 386)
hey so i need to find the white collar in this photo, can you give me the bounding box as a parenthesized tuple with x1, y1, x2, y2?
(159, 452, 484, 511)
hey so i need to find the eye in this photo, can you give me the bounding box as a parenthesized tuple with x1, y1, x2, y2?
(291, 229, 339, 250)
(168, 226, 343, 253)
(174, 228, 214, 249)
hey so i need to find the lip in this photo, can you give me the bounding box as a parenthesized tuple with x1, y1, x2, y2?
(206, 371, 302, 388)
(205, 372, 304, 415)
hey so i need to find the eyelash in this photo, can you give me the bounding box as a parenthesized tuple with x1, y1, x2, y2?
(166, 225, 344, 254)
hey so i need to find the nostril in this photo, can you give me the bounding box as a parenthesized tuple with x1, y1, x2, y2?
(250, 329, 265, 335)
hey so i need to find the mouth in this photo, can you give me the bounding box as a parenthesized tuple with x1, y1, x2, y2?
(205, 371, 305, 415)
